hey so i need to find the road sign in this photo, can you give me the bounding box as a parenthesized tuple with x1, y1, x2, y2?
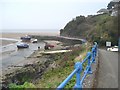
(106, 42, 111, 47)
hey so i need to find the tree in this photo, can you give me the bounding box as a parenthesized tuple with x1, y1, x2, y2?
(107, 1, 116, 10)
(107, 0, 120, 10)
(97, 8, 109, 14)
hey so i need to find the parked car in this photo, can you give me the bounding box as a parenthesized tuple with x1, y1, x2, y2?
(61, 46, 71, 50)
(46, 44, 54, 48)
(44, 44, 54, 50)
(107, 46, 118, 52)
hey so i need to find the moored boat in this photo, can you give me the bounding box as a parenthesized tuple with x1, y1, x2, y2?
(17, 43, 29, 48)
(20, 35, 31, 42)
(32, 39, 37, 43)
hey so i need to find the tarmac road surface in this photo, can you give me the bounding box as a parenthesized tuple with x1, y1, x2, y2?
(97, 49, 118, 88)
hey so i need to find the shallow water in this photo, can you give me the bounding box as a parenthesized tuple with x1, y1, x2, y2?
(0, 38, 45, 72)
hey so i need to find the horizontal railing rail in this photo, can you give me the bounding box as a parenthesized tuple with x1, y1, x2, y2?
(57, 42, 98, 90)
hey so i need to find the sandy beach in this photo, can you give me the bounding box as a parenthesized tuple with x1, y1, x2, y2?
(0, 32, 59, 46)
(0, 33, 26, 46)
(1, 40, 17, 46)
(0, 32, 59, 39)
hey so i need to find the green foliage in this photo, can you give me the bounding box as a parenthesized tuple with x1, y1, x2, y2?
(65, 75, 76, 88)
(36, 46, 89, 88)
(60, 14, 118, 46)
(8, 46, 89, 88)
(9, 82, 36, 90)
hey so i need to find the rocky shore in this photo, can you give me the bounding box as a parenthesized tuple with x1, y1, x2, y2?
(1, 35, 98, 89)
(1, 39, 64, 88)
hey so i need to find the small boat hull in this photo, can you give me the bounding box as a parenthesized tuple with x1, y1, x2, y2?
(17, 43, 29, 48)
(32, 39, 38, 43)
(17, 45, 29, 48)
(20, 36, 31, 42)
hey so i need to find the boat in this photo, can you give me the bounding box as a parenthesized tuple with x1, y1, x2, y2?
(20, 35, 31, 42)
(17, 43, 29, 48)
(32, 39, 37, 43)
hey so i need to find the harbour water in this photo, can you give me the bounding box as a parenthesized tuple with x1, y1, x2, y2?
(0, 38, 45, 73)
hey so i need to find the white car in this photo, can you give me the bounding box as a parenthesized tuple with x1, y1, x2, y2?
(107, 46, 118, 52)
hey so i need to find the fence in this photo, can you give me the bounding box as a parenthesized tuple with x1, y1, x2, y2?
(57, 43, 98, 90)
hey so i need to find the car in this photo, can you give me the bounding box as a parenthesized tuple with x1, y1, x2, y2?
(44, 44, 55, 50)
(46, 44, 54, 48)
(107, 46, 118, 52)
(61, 46, 71, 50)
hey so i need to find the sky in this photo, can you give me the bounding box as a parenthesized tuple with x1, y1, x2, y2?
(0, 0, 112, 32)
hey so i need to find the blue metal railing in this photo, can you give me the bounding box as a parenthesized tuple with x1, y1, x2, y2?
(57, 42, 98, 90)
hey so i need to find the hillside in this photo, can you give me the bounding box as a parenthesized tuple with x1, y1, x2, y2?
(60, 13, 118, 46)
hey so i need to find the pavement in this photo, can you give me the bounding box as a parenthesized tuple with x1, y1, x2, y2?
(97, 49, 118, 88)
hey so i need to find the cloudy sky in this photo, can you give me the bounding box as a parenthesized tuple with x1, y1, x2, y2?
(0, 0, 111, 32)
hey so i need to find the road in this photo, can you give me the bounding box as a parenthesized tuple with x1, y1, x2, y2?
(97, 49, 118, 88)
(57, 36, 86, 42)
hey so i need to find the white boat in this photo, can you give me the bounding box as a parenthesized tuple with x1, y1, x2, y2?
(32, 39, 38, 43)
(17, 43, 29, 48)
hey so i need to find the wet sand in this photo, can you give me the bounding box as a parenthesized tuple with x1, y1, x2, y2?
(1, 33, 27, 39)
(0, 32, 59, 46)
(0, 33, 25, 46)
(1, 33, 62, 88)
(0, 32, 59, 39)
(1, 41, 63, 80)
(1, 32, 61, 76)
(1, 40, 17, 46)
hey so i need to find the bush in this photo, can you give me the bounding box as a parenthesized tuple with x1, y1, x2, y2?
(9, 82, 36, 90)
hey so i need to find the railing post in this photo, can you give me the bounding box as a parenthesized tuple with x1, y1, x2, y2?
(87, 52, 92, 74)
(94, 45, 97, 57)
(92, 47, 95, 63)
(94, 42, 98, 55)
(94, 43, 97, 57)
(74, 62, 82, 90)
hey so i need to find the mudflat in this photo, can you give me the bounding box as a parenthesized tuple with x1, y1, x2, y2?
(0, 32, 59, 39)
(1, 33, 27, 39)
(0, 32, 59, 46)
(1, 40, 17, 46)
